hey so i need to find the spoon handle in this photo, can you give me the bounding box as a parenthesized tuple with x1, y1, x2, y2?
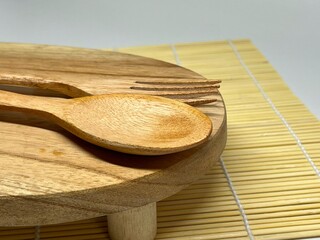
(0, 89, 64, 116)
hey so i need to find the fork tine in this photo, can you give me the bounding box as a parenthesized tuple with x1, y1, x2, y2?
(178, 98, 217, 106)
(135, 78, 221, 85)
(130, 84, 219, 91)
(130, 88, 219, 98)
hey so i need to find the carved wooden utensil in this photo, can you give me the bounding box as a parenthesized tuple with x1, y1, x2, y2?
(0, 42, 220, 106)
(0, 90, 212, 155)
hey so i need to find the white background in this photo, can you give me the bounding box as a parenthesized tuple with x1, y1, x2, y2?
(0, 0, 319, 119)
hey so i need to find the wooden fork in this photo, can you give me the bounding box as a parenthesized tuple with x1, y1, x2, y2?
(0, 73, 221, 106)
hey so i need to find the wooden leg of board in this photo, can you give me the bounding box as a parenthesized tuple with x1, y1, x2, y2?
(107, 202, 157, 240)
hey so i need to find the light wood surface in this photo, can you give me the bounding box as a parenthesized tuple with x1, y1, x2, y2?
(0, 43, 226, 226)
(0, 91, 212, 155)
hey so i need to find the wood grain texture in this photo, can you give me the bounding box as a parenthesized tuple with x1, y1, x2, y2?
(108, 203, 157, 240)
(0, 43, 221, 106)
(0, 91, 212, 155)
(0, 43, 226, 226)
(0, 43, 202, 97)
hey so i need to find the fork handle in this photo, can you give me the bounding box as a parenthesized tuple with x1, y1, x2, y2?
(0, 89, 65, 117)
(0, 71, 86, 97)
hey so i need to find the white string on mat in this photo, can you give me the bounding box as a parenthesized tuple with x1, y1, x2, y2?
(171, 44, 182, 65)
(171, 43, 255, 240)
(228, 40, 320, 177)
(220, 158, 255, 240)
(34, 225, 40, 240)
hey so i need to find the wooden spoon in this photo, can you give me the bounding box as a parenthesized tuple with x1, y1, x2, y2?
(0, 90, 212, 155)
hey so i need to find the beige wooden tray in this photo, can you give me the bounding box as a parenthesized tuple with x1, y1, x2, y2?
(0, 43, 226, 239)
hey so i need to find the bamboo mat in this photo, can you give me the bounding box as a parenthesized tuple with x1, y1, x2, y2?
(1, 39, 319, 240)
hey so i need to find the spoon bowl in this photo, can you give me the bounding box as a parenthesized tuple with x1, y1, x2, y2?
(0, 90, 212, 155)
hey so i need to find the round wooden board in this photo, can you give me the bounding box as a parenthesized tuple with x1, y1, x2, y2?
(0, 43, 226, 226)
